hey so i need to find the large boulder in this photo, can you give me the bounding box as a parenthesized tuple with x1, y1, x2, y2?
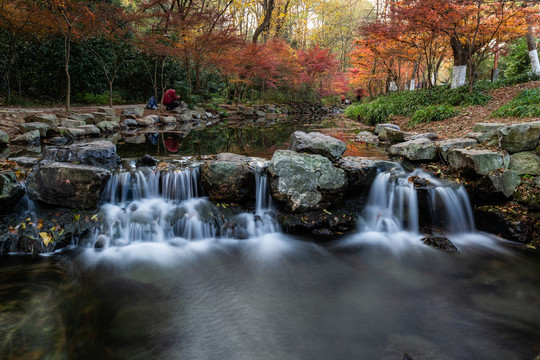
(435, 138, 477, 162)
(77, 125, 101, 137)
(467, 122, 507, 145)
(388, 138, 437, 161)
(97, 107, 115, 116)
(92, 112, 108, 124)
(337, 157, 379, 196)
(18, 122, 50, 137)
(0, 171, 25, 211)
(12, 130, 40, 144)
(498, 122, 540, 154)
(267, 150, 347, 212)
(69, 113, 94, 124)
(508, 151, 540, 175)
(26, 162, 110, 209)
(201, 153, 253, 202)
(288, 131, 347, 162)
(122, 107, 145, 117)
(42, 141, 121, 169)
(476, 170, 521, 200)
(23, 114, 58, 127)
(374, 123, 400, 135)
(447, 149, 508, 176)
(0, 129, 9, 145)
(97, 121, 120, 132)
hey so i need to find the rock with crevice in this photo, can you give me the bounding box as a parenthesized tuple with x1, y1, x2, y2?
(268, 150, 347, 212)
(288, 131, 347, 162)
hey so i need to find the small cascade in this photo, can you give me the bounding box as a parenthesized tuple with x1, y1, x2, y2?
(361, 165, 475, 235)
(255, 169, 273, 216)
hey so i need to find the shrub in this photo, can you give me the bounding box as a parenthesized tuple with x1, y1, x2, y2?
(492, 89, 540, 118)
(408, 105, 458, 128)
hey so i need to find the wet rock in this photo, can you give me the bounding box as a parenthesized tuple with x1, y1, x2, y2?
(0, 129, 8, 145)
(447, 149, 508, 176)
(337, 157, 379, 196)
(475, 205, 539, 243)
(69, 113, 94, 124)
(0, 171, 25, 211)
(27, 162, 110, 209)
(23, 113, 58, 127)
(268, 150, 347, 212)
(78, 125, 101, 137)
(97, 121, 120, 132)
(421, 235, 459, 254)
(122, 107, 145, 117)
(48, 136, 68, 145)
(92, 112, 108, 124)
(61, 119, 86, 128)
(12, 130, 40, 144)
(375, 123, 400, 134)
(508, 151, 540, 175)
(378, 127, 405, 143)
(498, 122, 540, 154)
(404, 132, 438, 141)
(289, 131, 347, 162)
(388, 138, 437, 161)
(17, 122, 50, 137)
(381, 334, 452, 360)
(42, 140, 121, 169)
(97, 107, 116, 116)
(136, 154, 158, 167)
(201, 153, 253, 202)
(435, 138, 477, 162)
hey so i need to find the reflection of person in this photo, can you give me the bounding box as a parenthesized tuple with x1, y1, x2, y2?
(163, 89, 180, 111)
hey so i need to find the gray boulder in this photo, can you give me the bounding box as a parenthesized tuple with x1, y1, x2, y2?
(122, 107, 145, 117)
(136, 118, 155, 127)
(61, 119, 86, 128)
(27, 162, 110, 209)
(435, 138, 477, 162)
(201, 153, 253, 202)
(56, 127, 85, 138)
(508, 151, 540, 175)
(0, 129, 8, 145)
(498, 122, 540, 153)
(0, 171, 25, 211)
(78, 125, 101, 137)
(97, 107, 116, 116)
(374, 123, 400, 134)
(268, 150, 347, 212)
(337, 157, 379, 196)
(405, 133, 438, 141)
(42, 140, 121, 169)
(477, 170, 521, 199)
(467, 122, 507, 145)
(92, 112, 108, 124)
(448, 149, 508, 176)
(355, 131, 379, 145)
(160, 116, 177, 124)
(388, 138, 437, 161)
(18, 122, 50, 137)
(23, 114, 58, 127)
(175, 113, 192, 123)
(288, 131, 347, 162)
(12, 130, 40, 144)
(97, 121, 120, 132)
(8, 157, 39, 167)
(123, 119, 138, 127)
(378, 127, 405, 143)
(69, 113, 94, 124)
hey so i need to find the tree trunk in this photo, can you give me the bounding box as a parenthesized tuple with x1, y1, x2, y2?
(109, 81, 113, 108)
(65, 25, 72, 111)
(450, 37, 468, 89)
(526, 26, 540, 76)
(252, 0, 275, 44)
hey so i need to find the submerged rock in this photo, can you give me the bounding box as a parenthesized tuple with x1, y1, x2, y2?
(26, 162, 110, 209)
(0, 171, 25, 211)
(268, 150, 347, 212)
(201, 153, 253, 202)
(43, 140, 121, 169)
(289, 131, 347, 162)
(421, 236, 459, 254)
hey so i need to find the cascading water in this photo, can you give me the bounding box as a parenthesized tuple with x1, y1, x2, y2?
(91, 163, 279, 247)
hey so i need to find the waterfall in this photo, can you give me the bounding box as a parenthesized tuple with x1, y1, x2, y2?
(361, 167, 475, 235)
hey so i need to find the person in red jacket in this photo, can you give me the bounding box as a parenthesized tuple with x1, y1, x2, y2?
(163, 88, 180, 111)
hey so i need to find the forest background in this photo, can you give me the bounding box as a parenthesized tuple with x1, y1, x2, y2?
(0, 0, 539, 110)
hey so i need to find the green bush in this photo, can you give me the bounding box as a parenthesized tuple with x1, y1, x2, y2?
(492, 89, 540, 118)
(408, 105, 458, 128)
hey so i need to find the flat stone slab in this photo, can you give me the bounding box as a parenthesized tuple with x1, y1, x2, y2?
(448, 149, 509, 175)
(436, 138, 477, 161)
(388, 138, 436, 161)
(42, 140, 121, 169)
(405, 133, 438, 141)
(288, 131, 347, 162)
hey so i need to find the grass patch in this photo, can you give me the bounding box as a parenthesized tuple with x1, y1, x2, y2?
(492, 88, 540, 118)
(408, 105, 458, 128)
